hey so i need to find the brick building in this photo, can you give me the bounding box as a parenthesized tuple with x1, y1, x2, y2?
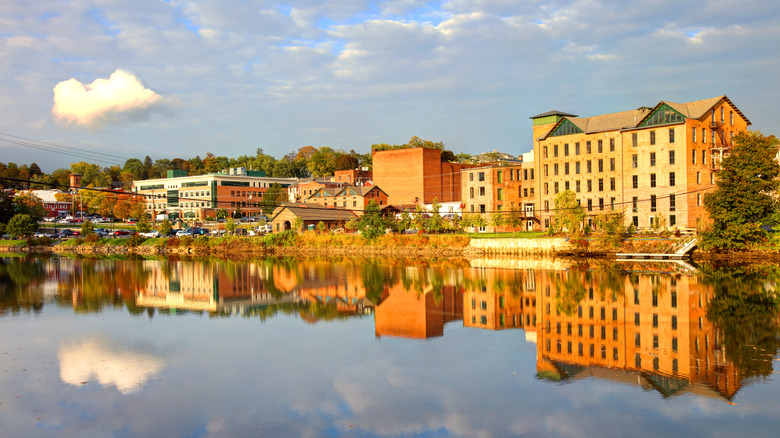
(372, 147, 475, 206)
(332, 168, 373, 185)
(461, 160, 539, 230)
(271, 202, 356, 233)
(531, 95, 750, 230)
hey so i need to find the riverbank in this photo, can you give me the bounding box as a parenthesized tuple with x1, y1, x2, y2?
(0, 232, 690, 259)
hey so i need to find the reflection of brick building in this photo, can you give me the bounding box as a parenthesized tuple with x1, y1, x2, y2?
(372, 147, 475, 205)
(535, 269, 742, 399)
(374, 268, 462, 339)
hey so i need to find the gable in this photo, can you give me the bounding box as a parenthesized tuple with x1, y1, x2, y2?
(638, 103, 686, 127)
(548, 119, 584, 137)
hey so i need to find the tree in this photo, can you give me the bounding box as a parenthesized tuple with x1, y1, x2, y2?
(701, 132, 780, 250)
(506, 205, 523, 235)
(81, 219, 95, 236)
(397, 211, 412, 233)
(293, 217, 303, 232)
(136, 215, 152, 233)
(159, 219, 172, 236)
(260, 183, 286, 215)
(316, 221, 326, 233)
(215, 208, 228, 220)
(225, 217, 237, 234)
(490, 211, 505, 231)
(357, 201, 385, 239)
(6, 214, 36, 238)
(13, 192, 46, 221)
(593, 210, 626, 250)
(428, 199, 443, 233)
(552, 190, 584, 234)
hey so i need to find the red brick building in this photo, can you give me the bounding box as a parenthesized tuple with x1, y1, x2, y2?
(372, 147, 474, 205)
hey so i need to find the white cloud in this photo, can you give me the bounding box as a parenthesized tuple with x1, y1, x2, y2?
(58, 336, 165, 394)
(52, 69, 172, 128)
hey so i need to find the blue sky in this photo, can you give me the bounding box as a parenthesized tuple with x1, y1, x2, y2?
(1, 0, 779, 171)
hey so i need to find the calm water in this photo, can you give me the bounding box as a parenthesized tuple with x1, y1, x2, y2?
(1, 255, 779, 438)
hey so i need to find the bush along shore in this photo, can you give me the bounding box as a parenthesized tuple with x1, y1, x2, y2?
(0, 231, 747, 260)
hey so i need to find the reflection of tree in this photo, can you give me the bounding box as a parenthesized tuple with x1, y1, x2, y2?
(362, 261, 398, 305)
(554, 271, 587, 316)
(0, 256, 46, 313)
(55, 259, 149, 313)
(701, 265, 780, 379)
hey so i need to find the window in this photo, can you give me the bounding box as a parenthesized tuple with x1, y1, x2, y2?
(632, 197, 638, 212)
(696, 172, 701, 184)
(609, 138, 615, 152)
(702, 150, 707, 165)
(610, 197, 615, 210)
(650, 130, 656, 145)
(710, 172, 715, 184)
(650, 195, 657, 212)
(692, 127, 696, 142)
(598, 178, 604, 191)
(633, 216, 639, 226)
(632, 175, 638, 189)
(610, 158, 615, 171)
(730, 110, 734, 125)
(554, 144, 559, 157)
(670, 194, 676, 212)
(543, 165, 548, 176)
(543, 146, 548, 159)
(599, 198, 604, 211)
(669, 172, 676, 187)
(703, 128, 707, 143)
(598, 140, 603, 153)
(575, 142, 580, 155)
(479, 186, 486, 196)
(632, 154, 638, 168)
(670, 215, 676, 226)
(564, 181, 569, 191)
(479, 204, 486, 213)
(697, 193, 702, 206)
(669, 150, 675, 165)
(587, 179, 592, 192)
(669, 128, 675, 143)
(554, 163, 559, 176)
(586, 141, 592, 154)
(497, 188, 503, 200)
(632, 133, 638, 147)
(564, 162, 569, 175)
(544, 183, 548, 195)
(554, 182, 559, 194)
(650, 152, 656, 166)
(610, 178, 615, 191)
(575, 161, 581, 174)
(586, 160, 592, 173)
(692, 150, 697, 165)
(497, 170, 503, 183)
(598, 159, 604, 172)
(478, 172, 485, 181)
(564, 144, 569, 156)
(575, 180, 581, 192)
(470, 187, 474, 199)
(650, 173, 656, 188)
(587, 199, 593, 211)
(721, 107, 724, 123)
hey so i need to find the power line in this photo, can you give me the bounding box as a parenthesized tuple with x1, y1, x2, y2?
(0, 132, 128, 167)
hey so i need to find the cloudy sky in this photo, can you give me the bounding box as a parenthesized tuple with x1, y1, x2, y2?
(1, 0, 779, 171)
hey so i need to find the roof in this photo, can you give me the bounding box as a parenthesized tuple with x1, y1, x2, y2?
(539, 95, 748, 140)
(22, 189, 68, 203)
(530, 110, 578, 119)
(272, 203, 357, 222)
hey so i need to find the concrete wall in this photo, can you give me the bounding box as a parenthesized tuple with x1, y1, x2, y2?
(468, 237, 573, 255)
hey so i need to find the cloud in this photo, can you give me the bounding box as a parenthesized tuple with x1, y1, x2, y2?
(58, 336, 165, 394)
(52, 69, 171, 128)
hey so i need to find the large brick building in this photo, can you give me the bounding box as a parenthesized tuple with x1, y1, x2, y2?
(372, 147, 474, 206)
(531, 95, 750, 230)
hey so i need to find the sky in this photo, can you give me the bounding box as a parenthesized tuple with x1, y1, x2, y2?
(1, 0, 779, 172)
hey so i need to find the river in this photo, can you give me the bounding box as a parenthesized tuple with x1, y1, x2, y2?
(1, 254, 779, 437)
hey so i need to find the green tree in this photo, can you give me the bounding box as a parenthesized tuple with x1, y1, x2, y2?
(506, 205, 523, 235)
(136, 215, 152, 233)
(216, 208, 228, 220)
(159, 219, 172, 236)
(552, 190, 584, 234)
(357, 201, 385, 239)
(593, 210, 626, 250)
(7, 214, 36, 238)
(316, 221, 326, 233)
(293, 217, 303, 232)
(13, 192, 46, 221)
(80, 219, 95, 236)
(428, 199, 443, 234)
(260, 183, 287, 215)
(225, 217, 237, 234)
(701, 132, 780, 250)
(490, 211, 505, 231)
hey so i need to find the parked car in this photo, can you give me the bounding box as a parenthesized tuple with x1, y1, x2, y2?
(112, 230, 134, 238)
(190, 228, 208, 236)
(256, 224, 272, 234)
(175, 229, 191, 237)
(139, 230, 161, 238)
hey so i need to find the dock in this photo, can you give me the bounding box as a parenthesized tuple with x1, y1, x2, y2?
(616, 236, 698, 261)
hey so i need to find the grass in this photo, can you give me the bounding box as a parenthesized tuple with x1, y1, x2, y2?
(0, 239, 27, 246)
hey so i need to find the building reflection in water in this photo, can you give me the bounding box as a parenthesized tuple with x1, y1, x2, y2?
(43, 256, 778, 402)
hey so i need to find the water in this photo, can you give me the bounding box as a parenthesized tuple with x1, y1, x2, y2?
(1, 255, 779, 437)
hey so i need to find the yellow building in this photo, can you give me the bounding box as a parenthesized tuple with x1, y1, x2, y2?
(530, 96, 750, 230)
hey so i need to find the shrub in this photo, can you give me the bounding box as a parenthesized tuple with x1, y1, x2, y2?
(85, 233, 100, 244)
(165, 236, 180, 247)
(127, 234, 145, 247)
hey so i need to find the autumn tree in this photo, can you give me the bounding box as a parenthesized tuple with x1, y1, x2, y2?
(552, 190, 584, 235)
